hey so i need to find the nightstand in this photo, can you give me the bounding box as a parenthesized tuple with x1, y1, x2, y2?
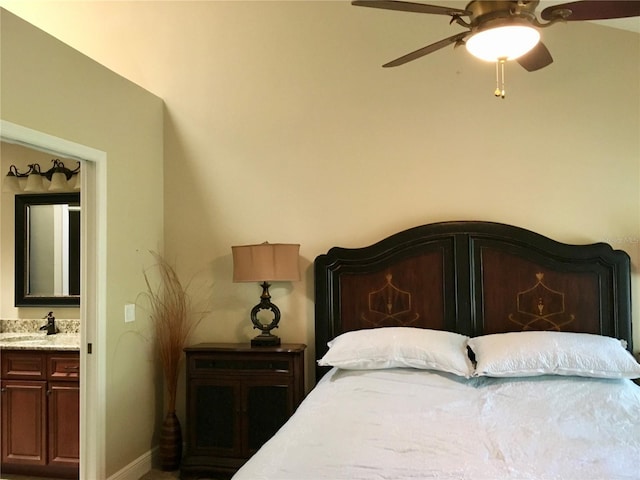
(180, 343, 306, 479)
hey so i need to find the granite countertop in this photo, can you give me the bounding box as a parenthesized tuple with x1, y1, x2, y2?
(0, 332, 80, 351)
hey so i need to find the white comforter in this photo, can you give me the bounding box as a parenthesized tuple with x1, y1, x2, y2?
(232, 368, 640, 480)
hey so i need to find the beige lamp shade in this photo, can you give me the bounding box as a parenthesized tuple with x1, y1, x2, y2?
(48, 170, 69, 191)
(73, 170, 82, 190)
(24, 171, 45, 192)
(232, 243, 300, 283)
(2, 172, 21, 193)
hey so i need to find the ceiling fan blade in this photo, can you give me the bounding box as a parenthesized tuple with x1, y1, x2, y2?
(517, 41, 553, 72)
(352, 1, 471, 17)
(383, 32, 468, 67)
(541, 1, 640, 21)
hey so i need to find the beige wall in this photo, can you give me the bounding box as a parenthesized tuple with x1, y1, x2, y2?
(1, 9, 164, 477)
(0, 0, 638, 475)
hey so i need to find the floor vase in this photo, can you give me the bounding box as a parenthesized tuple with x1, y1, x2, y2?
(160, 410, 182, 470)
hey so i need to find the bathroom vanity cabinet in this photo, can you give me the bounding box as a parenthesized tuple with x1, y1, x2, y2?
(1, 350, 79, 479)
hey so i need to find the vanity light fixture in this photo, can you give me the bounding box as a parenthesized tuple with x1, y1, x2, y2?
(3, 159, 81, 193)
(232, 242, 300, 347)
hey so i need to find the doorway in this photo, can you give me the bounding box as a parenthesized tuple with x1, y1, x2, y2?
(1, 119, 106, 479)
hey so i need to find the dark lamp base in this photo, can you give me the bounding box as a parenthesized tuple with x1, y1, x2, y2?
(251, 333, 281, 347)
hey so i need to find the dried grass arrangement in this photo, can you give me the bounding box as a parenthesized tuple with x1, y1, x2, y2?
(143, 251, 205, 469)
(143, 251, 203, 413)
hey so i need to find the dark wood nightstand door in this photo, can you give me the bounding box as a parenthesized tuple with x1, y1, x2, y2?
(245, 379, 291, 454)
(190, 378, 241, 457)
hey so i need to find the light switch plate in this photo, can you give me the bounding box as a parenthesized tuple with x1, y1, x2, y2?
(124, 303, 136, 323)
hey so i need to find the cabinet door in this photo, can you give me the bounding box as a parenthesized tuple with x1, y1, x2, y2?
(188, 378, 242, 457)
(1, 380, 47, 466)
(244, 381, 291, 454)
(48, 381, 80, 467)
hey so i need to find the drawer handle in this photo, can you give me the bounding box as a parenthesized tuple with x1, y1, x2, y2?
(64, 366, 80, 371)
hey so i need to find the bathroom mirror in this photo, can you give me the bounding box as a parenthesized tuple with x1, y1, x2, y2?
(15, 193, 81, 306)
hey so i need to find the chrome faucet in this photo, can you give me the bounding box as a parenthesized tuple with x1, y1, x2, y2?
(39, 312, 58, 335)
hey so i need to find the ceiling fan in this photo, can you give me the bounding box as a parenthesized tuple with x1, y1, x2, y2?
(352, 0, 640, 94)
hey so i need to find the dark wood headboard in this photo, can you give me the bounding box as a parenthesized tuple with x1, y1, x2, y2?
(314, 221, 632, 381)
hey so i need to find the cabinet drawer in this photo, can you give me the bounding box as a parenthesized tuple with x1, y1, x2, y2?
(48, 354, 80, 381)
(1, 351, 46, 380)
(190, 355, 292, 376)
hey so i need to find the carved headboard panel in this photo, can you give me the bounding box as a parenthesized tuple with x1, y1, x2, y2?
(314, 221, 632, 381)
(339, 248, 448, 332)
(477, 247, 601, 335)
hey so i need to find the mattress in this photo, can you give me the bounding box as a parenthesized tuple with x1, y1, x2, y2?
(232, 368, 640, 480)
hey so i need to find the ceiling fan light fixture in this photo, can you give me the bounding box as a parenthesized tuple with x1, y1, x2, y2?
(466, 25, 540, 62)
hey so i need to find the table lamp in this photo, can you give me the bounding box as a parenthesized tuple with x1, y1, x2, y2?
(232, 242, 300, 347)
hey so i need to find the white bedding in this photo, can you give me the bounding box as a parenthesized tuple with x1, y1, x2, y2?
(232, 368, 640, 480)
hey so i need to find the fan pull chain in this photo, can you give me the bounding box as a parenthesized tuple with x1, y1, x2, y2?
(494, 58, 506, 99)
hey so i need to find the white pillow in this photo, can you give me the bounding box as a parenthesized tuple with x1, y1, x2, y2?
(317, 327, 473, 378)
(469, 331, 640, 379)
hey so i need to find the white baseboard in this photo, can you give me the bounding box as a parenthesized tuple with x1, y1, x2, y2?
(107, 447, 156, 480)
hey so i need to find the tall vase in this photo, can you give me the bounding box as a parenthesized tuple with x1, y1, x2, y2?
(159, 410, 182, 471)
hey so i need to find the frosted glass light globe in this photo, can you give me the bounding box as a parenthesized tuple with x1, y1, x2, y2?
(466, 25, 540, 61)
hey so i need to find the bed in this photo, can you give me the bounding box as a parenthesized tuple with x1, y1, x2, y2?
(232, 221, 640, 480)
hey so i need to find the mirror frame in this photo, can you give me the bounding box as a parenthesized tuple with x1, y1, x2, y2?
(14, 192, 81, 307)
